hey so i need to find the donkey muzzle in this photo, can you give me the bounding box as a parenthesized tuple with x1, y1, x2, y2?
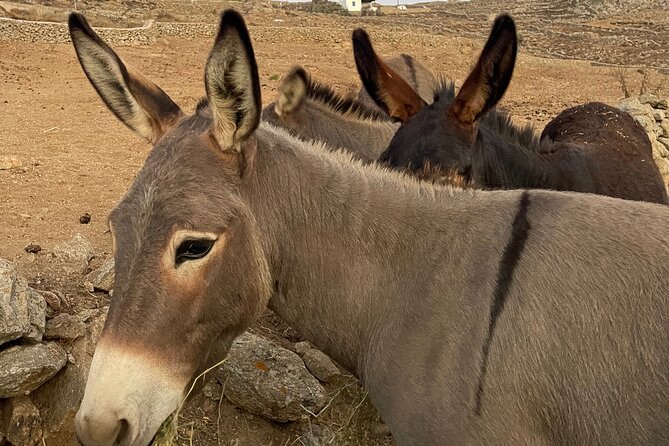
(75, 340, 186, 446)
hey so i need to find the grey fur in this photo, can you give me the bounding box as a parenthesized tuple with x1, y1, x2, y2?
(261, 68, 398, 162)
(72, 10, 669, 446)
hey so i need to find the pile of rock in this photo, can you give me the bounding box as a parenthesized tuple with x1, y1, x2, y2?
(617, 93, 669, 192)
(0, 234, 107, 446)
(0, 260, 65, 446)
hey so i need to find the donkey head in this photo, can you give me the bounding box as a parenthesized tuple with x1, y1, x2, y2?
(69, 10, 272, 446)
(373, 15, 518, 178)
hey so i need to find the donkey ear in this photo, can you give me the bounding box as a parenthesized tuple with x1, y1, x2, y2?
(352, 28, 426, 122)
(205, 10, 261, 152)
(68, 13, 182, 143)
(274, 67, 308, 117)
(448, 14, 517, 128)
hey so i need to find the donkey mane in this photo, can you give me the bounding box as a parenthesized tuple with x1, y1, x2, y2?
(304, 74, 392, 123)
(256, 121, 471, 204)
(431, 77, 552, 154)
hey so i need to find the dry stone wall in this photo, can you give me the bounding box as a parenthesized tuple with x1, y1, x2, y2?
(618, 94, 669, 193)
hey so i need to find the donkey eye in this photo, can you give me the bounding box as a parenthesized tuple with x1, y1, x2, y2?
(175, 239, 215, 266)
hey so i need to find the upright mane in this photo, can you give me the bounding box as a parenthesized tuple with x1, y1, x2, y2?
(431, 76, 551, 154)
(304, 75, 392, 122)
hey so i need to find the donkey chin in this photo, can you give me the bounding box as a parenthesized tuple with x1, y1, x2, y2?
(75, 339, 189, 446)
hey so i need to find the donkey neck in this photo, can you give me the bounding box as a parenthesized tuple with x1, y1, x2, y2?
(302, 100, 398, 162)
(474, 117, 559, 189)
(241, 124, 460, 376)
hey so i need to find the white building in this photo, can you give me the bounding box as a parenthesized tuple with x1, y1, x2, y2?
(343, 0, 362, 12)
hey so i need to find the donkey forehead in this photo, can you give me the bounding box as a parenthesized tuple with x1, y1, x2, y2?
(110, 113, 241, 234)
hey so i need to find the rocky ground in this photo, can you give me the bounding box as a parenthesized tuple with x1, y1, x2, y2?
(1, 1, 669, 445)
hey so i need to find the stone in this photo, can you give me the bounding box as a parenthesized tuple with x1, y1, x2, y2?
(41, 291, 61, 312)
(0, 342, 67, 398)
(633, 114, 657, 133)
(53, 234, 95, 267)
(202, 379, 223, 401)
(44, 313, 86, 342)
(639, 93, 659, 107)
(660, 120, 669, 138)
(618, 97, 653, 118)
(302, 349, 341, 383)
(0, 155, 22, 170)
(299, 424, 335, 446)
(84, 257, 115, 293)
(654, 109, 666, 122)
(1, 396, 43, 446)
(652, 139, 669, 159)
(657, 138, 669, 153)
(656, 98, 669, 110)
(0, 259, 46, 345)
(218, 332, 327, 422)
(294, 341, 311, 356)
(31, 308, 106, 444)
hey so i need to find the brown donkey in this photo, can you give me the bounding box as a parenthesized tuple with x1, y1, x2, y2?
(70, 10, 669, 446)
(355, 16, 669, 204)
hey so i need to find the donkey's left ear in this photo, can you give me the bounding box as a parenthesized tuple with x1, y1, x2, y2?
(448, 14, 517, 127)
(205, 10, 261, 152)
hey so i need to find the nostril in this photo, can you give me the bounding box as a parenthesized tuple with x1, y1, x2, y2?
(115, 418, 131, 445)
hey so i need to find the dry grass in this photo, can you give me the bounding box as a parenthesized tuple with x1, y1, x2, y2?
(150, 357, 229, 446)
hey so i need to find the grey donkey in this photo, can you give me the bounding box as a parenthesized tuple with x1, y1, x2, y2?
(261, 66, 399, 162)
(69, 9, 669, 446)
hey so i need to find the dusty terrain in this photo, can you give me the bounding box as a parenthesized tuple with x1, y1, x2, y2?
(1, 0, 668, 444)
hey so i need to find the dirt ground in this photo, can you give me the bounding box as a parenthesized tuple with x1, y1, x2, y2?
(1, 1, 669, 445)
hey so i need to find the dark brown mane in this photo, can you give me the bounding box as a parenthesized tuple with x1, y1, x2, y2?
(304, 75, 392, 122)
(480, 110, 551, 154)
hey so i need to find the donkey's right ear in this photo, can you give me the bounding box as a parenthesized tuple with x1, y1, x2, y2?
(274, 67, 309, 117)
(352, 28, 426, 122)
(68, 13, 182, 143)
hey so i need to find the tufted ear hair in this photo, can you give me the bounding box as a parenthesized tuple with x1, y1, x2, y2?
(447, 14, 517, 130)
(68, 12, 182, 143)
(352, 28, 427, 122)
(274, 67, 309, 117)
(204, 9, 261, 152)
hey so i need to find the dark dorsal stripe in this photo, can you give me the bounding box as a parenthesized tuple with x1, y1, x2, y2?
(474, 191, 531, 415)
(304, 76, 392, 122)
(401, 53, 418, 90)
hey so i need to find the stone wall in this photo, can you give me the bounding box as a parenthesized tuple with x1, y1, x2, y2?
(0, 17, 223, 45)
(618, 94, 669, 192)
